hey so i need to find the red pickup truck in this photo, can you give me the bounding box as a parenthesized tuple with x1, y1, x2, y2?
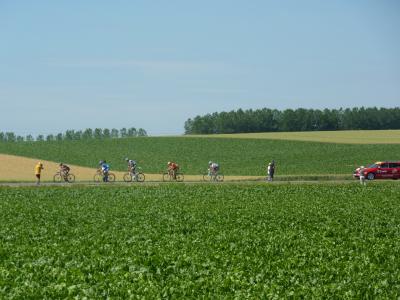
(353, 161, 400, 180)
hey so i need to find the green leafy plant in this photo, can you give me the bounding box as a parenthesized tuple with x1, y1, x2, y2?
(0, 183, 399, 298)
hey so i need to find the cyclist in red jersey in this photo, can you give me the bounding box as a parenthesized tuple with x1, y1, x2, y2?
(167, 161, 179, 179)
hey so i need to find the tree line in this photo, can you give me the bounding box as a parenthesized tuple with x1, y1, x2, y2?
(184, 107, 400, 134)
(0, 127, 147, 143)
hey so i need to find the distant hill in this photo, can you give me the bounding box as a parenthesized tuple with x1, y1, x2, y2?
(0, 132, 398, 176)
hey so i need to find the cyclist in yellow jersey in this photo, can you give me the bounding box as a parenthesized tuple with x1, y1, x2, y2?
(35, 162, 44, 185)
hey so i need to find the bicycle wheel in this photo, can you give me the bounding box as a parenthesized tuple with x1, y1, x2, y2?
(67, 174, 75, 183)
(216, 174, 224, 182)
(162, 172, 171, 182)
(53, 173, 62, 182)
(123, 173, 132, 182)
(176, 173, 184, 182)
(93, 173, 102, 182)
(203, 173, 211, 182)
(108, 173, 116, 182)
(136, 173, 145, 182)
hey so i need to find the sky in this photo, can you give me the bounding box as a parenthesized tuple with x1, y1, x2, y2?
(0, 0, 399, 136)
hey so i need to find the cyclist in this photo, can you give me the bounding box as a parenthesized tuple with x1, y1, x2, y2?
(59, 163, 70, 178)
(98, 160, 104, 175)
(125, 158, 137, 174)
(100, 160, 110, 182)
(208, 161, 220, 176)
(167, 161, 179, 179)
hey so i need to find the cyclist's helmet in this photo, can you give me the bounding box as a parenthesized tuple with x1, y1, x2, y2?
(168, 161, 171, 165)
(99, 160, 103, 165)
(59, 163, 63, 166)
(208, 161, 212, 165)
(125, 158, 129, 162)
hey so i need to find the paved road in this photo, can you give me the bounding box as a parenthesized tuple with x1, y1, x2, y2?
(0, 179, 366, 187)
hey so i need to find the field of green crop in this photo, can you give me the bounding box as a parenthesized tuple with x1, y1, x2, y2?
(1, 183, 399, 298)
(0, 137, 399, 176)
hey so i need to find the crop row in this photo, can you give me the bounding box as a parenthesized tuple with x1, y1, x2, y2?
(0, 183, 399, 298)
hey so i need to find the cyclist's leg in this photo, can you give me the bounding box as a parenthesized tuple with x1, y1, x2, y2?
(103, 171, 108, 182)
(133, 167, 138, 180)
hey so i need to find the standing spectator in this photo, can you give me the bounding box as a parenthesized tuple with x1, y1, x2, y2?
(35, 162, 44, 185)
(267, 160, 276, 182)
(359, 166, 366, 185)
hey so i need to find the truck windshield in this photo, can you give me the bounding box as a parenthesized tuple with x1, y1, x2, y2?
(368, 164, 378, 168)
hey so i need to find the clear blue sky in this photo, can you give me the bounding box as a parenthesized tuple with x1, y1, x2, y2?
(1, 0, 399, 136)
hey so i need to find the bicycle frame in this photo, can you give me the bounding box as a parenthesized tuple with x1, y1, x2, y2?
(57, 171, 69, 181)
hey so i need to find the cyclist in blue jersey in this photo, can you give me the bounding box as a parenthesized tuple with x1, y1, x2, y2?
(100, 160, 110, 182)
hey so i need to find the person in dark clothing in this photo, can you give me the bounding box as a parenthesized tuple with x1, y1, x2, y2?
(267, 160, 276, 181)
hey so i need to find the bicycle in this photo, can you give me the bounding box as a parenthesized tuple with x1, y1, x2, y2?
(123, 167, 145, 182)
(53, 171, 76, 183)
(162, 169, 184, 182)
(93, 169, 116, 182)
(203, 171, 224, 182)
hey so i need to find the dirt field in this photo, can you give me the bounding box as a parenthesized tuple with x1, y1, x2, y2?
(187, 130, 400, 144)
(0, 154, 263, 182)
(0, 154, 123, 181)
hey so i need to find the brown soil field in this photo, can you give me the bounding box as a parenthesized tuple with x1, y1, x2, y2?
(0, 154, 125, 181)
(0, 154, 262, 182)
(186, 130, 400, 144)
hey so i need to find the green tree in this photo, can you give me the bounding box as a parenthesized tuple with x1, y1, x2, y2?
(73, 130, 83, 140)
(82, 128, 93, 139)
(5, 132, 16, 142)
(103, 128, 111, 139)
(94, 128, 103, 139)
(137, 128, 147, 136)
(56, 133, 63, 141)
(128, 127, 137, 137)
(120, 128, 127, 138)
(46, 134, 55, 141)
(111, 128, 119, 138)
(64, 130, 75, 140)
